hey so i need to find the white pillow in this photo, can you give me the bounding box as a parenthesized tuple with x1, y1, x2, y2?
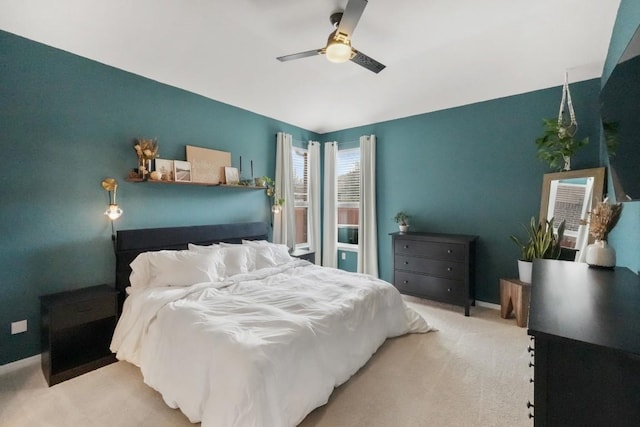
(253, 246, 278, 270)
(220, 245, 256, 276)
(129, 252, 152, 289)
(130, 250, 222, 289)
(242, 240, 293, 265)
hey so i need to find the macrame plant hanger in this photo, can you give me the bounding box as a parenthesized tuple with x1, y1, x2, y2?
(558, 71, 578, 170)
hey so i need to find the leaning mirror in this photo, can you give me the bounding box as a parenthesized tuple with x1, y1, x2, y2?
(539, 167, 606, 260)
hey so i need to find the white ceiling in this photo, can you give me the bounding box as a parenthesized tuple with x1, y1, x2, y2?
(0, 0, 621, 134)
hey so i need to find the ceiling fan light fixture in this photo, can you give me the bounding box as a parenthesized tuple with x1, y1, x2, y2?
(325, 35, 352, 63)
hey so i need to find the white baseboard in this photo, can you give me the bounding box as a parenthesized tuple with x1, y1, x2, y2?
(476, 300, 501, 311)
(0, 354, 40, 375)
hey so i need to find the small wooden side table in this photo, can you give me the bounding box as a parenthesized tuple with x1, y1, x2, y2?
(499, 278, 531, 327)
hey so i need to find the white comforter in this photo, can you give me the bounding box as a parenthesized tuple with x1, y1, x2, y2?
(111, 260, 432, 427)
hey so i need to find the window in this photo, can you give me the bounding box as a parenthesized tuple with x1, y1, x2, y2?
(337, 147, 360, 247)
(292, 146, 309, 248)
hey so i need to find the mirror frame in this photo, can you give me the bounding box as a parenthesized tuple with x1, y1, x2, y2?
(539, 167, 606, 245)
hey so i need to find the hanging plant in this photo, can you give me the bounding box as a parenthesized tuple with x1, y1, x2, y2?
(535, 73, 588, 171)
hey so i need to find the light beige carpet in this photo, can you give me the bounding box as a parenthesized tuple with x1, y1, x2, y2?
(0, 297, 532, 427)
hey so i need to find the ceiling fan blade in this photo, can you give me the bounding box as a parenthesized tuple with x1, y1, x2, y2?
(337, 0, 368, 38)
(277, 49, 324, 62)
(350, 49, 386, 73)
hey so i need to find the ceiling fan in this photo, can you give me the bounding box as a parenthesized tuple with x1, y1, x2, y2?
(276, 0, 386, 74)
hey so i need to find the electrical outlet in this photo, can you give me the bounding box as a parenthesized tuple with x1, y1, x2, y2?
(341, 252, 346, 260)
(11, 320, 27, 335)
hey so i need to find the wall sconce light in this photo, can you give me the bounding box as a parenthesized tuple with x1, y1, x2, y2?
(101, 178, 123, 220)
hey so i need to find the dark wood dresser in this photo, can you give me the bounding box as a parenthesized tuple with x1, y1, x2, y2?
(390, 232, 477, 316)
(527, 260, 640, 426)
(40, 284, 118, 386)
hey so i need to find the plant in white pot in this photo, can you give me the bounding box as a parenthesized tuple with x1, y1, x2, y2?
(510, 217, 565, 283)
(394, 211, 410, 233)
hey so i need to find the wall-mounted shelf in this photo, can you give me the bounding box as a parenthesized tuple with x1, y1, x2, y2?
(125, 178, 265, 190)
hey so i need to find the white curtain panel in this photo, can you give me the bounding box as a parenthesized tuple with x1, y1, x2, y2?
(358, 135, 379, 277)
(273, 132, 296, 248)
(307, 141, 322, 264)
(323, 142, 338, 268)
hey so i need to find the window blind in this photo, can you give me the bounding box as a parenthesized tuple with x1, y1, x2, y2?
(337, 148, 360, 203)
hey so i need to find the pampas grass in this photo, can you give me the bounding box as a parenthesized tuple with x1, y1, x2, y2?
(588, 199, 623, 241)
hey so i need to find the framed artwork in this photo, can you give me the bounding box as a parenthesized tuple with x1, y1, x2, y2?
(185, 145, 231, 184)
(154, 159, 174, 181)
(174, 160, 192, 182)
(224, 167, 239, 185)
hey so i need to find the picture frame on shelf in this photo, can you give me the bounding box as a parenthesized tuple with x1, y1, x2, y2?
(155, 159, 174, 181)
(224, 167, 239, 185)
(174, 160, 192, 182)
(185, 145, 231, 185)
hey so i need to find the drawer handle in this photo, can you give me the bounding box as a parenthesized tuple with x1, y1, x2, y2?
(529, 377, 534, 383)
(447, 249, 453, 254)
(529, 362, 534, 368)
(404, 245, 409, 249)
(527, 346, 534, 354)
(404, 261, 409, 265)
(403, 280, 408, 284)
(527, 401, 534, 409)
(447, 288, 452, 292)
(447, 267, 452, 272)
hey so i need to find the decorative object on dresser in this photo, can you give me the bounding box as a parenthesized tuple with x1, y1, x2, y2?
(510, 217, 565, 283)
(499, 278, 530, 327)
(527, 259, 640, 425)
(535, 72, 588, 171)
(40, 285, 118, 386)
(393, 211, 410, 233)
(583, 198, 623, 268)
(391, 231, 477, 316)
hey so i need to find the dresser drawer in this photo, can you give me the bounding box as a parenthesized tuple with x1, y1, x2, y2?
(50, 296, 116, 330)
(394, 271, 465, 304)
(394, 255, 465, 280)
(394, 239, 465, 262)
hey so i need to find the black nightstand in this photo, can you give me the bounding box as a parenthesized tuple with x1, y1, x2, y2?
(40, 284, 118, 386)
(291, 249, 315, 263)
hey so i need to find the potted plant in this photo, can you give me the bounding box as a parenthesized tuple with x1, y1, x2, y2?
(262, 176, 284, 213)
(394, 211, 410, 233)
(535, 118, 588, 171)
(510, 217, 565, 283)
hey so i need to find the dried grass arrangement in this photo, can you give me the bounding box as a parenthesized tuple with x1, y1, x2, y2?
(587, 199, 623, 241)
(133, 138, 159, 179)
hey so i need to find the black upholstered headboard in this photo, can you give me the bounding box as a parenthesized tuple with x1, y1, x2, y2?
(115, 222, 269, 311)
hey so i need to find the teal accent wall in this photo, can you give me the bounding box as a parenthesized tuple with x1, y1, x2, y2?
(601, 0, 640, 273)
(0, 31, 318, 365)
(323, 79, 602, 303)
(4, 1, 639, 364)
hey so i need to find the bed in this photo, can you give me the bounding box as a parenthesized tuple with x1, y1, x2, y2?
(110, 222, 432, 427)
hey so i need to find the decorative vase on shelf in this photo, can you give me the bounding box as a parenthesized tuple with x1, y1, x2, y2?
(585, 240, 616, 269)
(399, 224, 409, 233)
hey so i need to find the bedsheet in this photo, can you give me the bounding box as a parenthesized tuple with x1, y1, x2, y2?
(111, 260, 432, 427)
